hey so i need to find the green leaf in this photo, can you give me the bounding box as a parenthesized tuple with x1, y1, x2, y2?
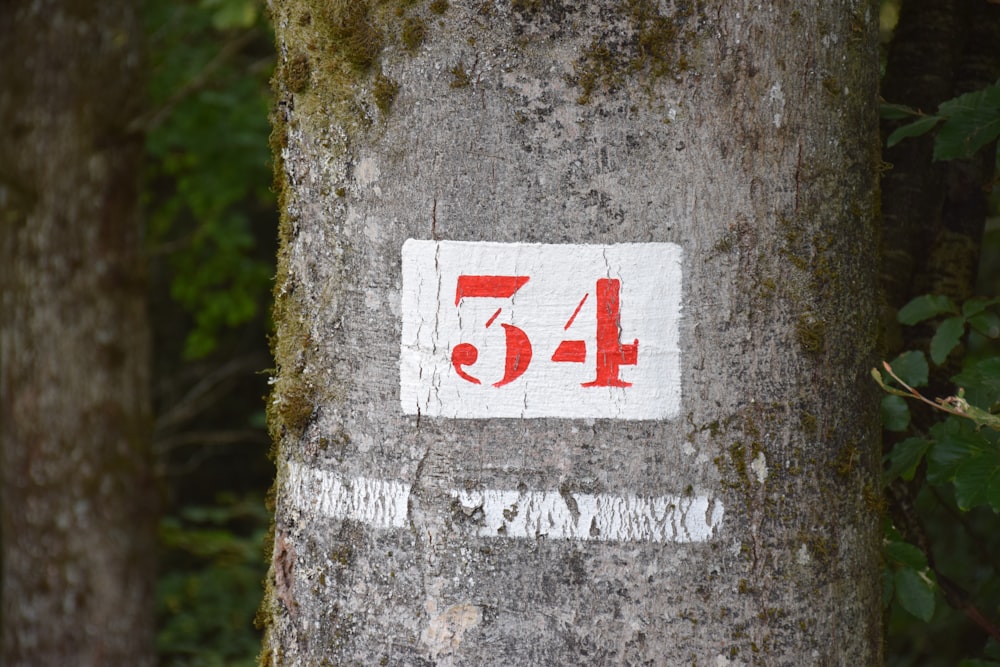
(880, 102, 923, 120)
(898, 294, 959, 325)
(968, 311, 1000, 339)
(889, 350, 929, 388)
(930, 316, 966, 365)
(883, 519, 904, 542)
(887, 115, 943, 148)
(884, 539, 928, 570)
(961, 297, 1000, 318)
(884, 437, 931, 483)
(881, 395, 911, 432)
(894, 567, 935, 621)
(927, 418, 988, 484)
(933, 80, 1000, 161)
(954, 357, 1000, 409)
(958, 660, 1000, 667)
(953, 447, 1000, 511)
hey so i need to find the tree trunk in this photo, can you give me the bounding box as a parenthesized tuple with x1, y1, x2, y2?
(0, 2, 156, 665)
(261, 1, 883, 664)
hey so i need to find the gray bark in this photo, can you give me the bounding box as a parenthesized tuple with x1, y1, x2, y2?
(262, 1, 883, 664)
(0, 2, 156, 665)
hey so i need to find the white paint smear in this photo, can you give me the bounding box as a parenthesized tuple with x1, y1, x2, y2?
(285, 463, 723, 543)
(400, 240, 683, 419)
(285, 462, 409, 529)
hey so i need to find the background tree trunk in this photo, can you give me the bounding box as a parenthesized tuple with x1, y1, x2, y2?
(0, 2, 156, 665)
(880, 0, 1000, 323)
(261, 0, 883, 663)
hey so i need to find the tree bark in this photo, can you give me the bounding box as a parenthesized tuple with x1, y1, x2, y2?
(0, 2, 156, 665)
(262, 1, 883, 664)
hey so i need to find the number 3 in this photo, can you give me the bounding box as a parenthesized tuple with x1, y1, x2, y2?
(451, 275, 533, 387)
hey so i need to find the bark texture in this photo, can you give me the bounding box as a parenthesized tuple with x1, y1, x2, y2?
(0, 2, 156, 665)
(263, 1, 883, 664)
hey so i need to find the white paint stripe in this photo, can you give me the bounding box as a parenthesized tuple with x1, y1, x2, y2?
(285, 463, 723, 543)
(450, 488, 723, 542)
(286, 462, 410, 529)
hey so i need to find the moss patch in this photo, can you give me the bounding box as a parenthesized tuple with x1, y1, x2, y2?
(449, 61, 471, 88)
(270, 0, 436, 143)
(372, 71, 399, 115)
(401, 16, 427, 52)
(316, 1, 384, 73)
(284, 53, 312, 94)
(511, 0, 543, 12)
(796, 313, 826, 356)
(570, 0, 700, 104)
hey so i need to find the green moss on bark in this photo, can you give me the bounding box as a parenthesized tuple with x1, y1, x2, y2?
(570, 0, 700, 104)
(400, 16, 427, 52)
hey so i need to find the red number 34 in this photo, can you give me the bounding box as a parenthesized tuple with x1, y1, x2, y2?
(450, 275, 638, 388)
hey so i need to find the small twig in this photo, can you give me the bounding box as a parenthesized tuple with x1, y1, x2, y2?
(154, 428, 268, 453)
(155, 354, 265, 432)
(937, 571, 1000, 643)
(880, 361, 966, 417)
(876, 361, 1000, 430)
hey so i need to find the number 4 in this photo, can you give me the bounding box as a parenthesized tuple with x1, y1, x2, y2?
(551, 278, 638, 387)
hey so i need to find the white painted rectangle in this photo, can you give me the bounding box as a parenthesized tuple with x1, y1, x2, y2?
(400, 240, 683, 419)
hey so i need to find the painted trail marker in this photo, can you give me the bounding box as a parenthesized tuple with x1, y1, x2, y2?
(400, 240, 683, 419)
(285, 462, 724, 543)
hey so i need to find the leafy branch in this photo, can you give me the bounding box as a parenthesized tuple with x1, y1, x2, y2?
(872, 361, 1000, 432)
(882, 77, 1000, 160)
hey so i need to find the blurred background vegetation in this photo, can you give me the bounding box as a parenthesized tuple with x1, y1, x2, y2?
(142, 0, 274, 664)
(140, 0, 1000, 664)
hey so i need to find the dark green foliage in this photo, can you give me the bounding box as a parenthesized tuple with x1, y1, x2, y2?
(884, 523, 937, 622)
(897, 295, 960, 325)
(878, 294, 1000, 661)
(879, 59, 1000, 662)
(141, 0, 276, 664)
(145, 0, 275, 360)
(884, 437, 931, 483)
(156, 494, 270, 666)
(882, 394, 912, 432)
